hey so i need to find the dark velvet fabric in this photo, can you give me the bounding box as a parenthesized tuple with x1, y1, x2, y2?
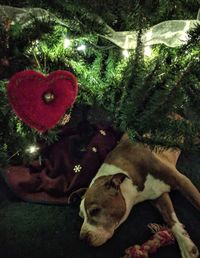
(1, 123, 122, 204)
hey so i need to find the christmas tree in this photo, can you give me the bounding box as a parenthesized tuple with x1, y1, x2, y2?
(0, 2, 200, 258)
(0, 0, 200, 167)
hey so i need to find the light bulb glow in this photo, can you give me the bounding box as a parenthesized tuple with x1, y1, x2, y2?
(144, 46, 152, 57)
(64, 38, 70, 48)
(77, 44, 86, 51)
(122, 49, 129, 58)
(26, 145, 39, 154)
(179, 33, 190, 43)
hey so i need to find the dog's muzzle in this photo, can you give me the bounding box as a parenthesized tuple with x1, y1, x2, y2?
(80, 224, 114, 246)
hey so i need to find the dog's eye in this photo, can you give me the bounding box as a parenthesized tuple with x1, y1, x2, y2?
(89, 208, 101, 217)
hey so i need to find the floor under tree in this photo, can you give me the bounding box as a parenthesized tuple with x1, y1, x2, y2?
(0, 150, 200, 258)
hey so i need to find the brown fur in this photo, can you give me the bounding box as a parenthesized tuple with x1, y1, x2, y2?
(84, 175, 126, 228)
(105, 133, 200, 211)
(80, 119, 200, 255)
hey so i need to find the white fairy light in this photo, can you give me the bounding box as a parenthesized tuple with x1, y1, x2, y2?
(144, 46, 152, 57)
(122, 49, 129, 58)
(77, 44, 86, 51)
(179, 33, 190, 43)
(64, 37, 70, 48)
(26, 145, 39, 154)
(32, 39, 39, 46)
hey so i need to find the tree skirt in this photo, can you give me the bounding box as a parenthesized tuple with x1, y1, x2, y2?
(1, 123, 122, 204)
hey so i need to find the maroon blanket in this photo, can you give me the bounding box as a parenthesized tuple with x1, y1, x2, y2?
(2, 124, 121, 204)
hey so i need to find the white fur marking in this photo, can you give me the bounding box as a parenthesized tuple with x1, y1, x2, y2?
(171, 212, 199, 258)
(135, 174, 171, 203)
(80, 198, 96, 232)
(119, 178, 138, 225)
(82, 163, 171, 228)
(79, 198, 85, 219)
(80, 198, 114, 246)
(119, 174, 171, 226)
(79, 164, 124, 223)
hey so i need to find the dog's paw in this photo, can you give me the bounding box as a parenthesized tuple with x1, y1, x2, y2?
(172, 223, 199, 258)
(178, 237, 199, 258)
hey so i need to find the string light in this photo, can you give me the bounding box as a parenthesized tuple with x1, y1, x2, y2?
(122, 49, 129, 58)
(179, 33, 190, 43)
(26, 145, 40, 154)
(77, 44, 86, 51)
(144, 46, 152, 57)
(64, 37, 70, 48)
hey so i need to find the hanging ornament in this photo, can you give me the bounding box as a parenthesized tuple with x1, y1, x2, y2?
(7, 70, 78, 132)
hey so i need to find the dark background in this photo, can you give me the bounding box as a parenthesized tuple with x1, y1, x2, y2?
(0, 150, 200, 258)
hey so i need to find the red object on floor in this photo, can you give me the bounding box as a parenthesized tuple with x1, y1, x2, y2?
(7, 70, 78, 132)
(123, 224, 175, 258)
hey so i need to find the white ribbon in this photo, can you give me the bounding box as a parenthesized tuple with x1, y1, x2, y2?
(0, 5, 199, 48)
(0, 5, 67, 28)
(103, 18, 200, 48)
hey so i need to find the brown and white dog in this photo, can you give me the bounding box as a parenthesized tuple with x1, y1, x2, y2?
(79, 133, 200, 258)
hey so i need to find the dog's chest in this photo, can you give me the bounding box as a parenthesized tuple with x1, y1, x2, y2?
(134, 174, 171, 203)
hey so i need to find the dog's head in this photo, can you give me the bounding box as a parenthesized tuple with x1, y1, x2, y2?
(79, 173, 127, 246)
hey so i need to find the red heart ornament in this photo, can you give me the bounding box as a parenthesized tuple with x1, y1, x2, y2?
(7, 70, 78, 132)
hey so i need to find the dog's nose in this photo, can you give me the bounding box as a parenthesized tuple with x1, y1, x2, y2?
(79, 232, 92, 245)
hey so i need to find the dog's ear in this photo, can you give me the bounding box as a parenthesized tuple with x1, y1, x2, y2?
(67, 188, 87, 204)
(105, 173, 127, 191)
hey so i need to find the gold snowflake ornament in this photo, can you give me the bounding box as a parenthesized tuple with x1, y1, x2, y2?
(60, 113, 71, 125)
(100, 130, 106, 136)
(92, 147, 97, 153)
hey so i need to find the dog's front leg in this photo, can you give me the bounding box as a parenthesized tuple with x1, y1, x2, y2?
(151, 193, 199, 258)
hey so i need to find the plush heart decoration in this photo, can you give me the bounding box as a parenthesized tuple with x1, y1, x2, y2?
(7, 70, 78, 132)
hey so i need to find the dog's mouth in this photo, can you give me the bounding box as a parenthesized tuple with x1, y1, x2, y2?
(89, 234, 112, 247)
(80, 225, 115, 246)
(80, 233, 113, 247)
